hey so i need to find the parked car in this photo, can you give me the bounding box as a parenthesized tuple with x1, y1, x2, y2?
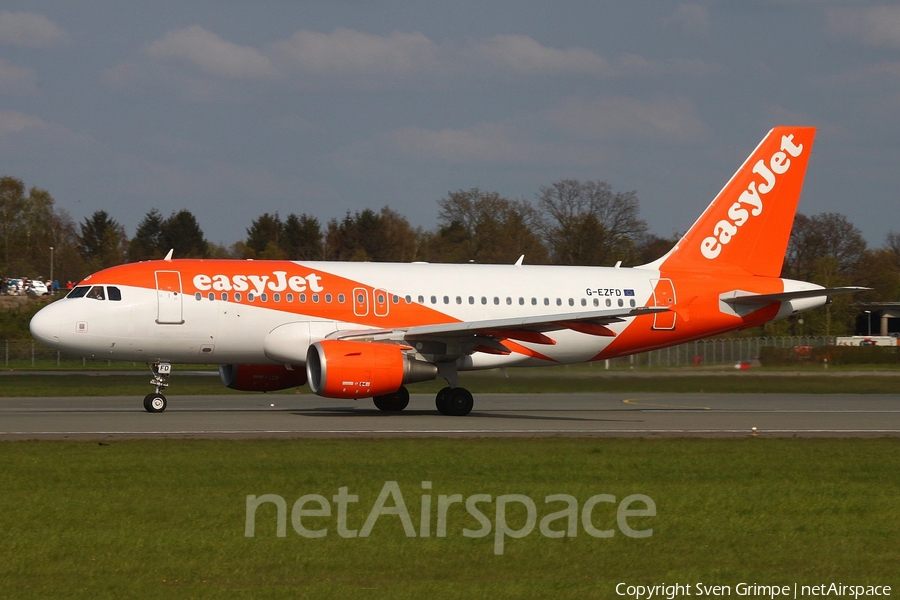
(26, 280, 50, 297)
(6, 278, 24, 295)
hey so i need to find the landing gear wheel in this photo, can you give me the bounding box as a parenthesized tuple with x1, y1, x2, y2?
(373, 386, 410, 412)
(435, 386, 452, 414)
(143, 393, 167, 413)
(436, 387, 473, 416)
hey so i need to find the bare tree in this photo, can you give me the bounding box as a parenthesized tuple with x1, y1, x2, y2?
(537, 179, 647, 266)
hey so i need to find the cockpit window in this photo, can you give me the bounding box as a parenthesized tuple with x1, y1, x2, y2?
(86, 286, 106, 301)
(67, 286, 90, 299)
(107, 286, 122, 301)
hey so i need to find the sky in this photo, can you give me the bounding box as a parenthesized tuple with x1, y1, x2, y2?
(1, 1, 899, 248)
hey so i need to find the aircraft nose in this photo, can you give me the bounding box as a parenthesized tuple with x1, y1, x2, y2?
(30, 304, 61, 347)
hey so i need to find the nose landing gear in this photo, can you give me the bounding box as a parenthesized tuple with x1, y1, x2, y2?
(144, 361, 171, 413)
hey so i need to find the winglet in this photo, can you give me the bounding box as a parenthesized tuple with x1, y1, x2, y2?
(515, 255, 525, 267)
(164, 249, 174, 261)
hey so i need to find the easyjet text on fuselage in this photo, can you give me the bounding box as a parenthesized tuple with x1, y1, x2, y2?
(192, 271, 324, 295)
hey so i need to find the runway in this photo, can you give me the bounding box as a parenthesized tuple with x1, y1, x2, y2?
(1, 392, 899, 439)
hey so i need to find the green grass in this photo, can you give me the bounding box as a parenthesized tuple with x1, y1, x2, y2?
(0, 438, 897, 598)
(1, 366, 899, 396)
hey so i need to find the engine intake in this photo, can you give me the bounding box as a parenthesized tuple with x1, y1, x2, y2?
(219, 364, 307, 392)
(306, 340, 438, 399)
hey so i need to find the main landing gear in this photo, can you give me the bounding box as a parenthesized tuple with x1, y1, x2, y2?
(435, 386, 474, 416)
(371, 384, 475, 416)
(373, 386, 410, 412)
(143, 361, 171, 413)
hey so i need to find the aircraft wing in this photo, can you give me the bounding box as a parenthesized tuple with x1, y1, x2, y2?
(721, 286, 870, 305)
(330, 305, 667, 347)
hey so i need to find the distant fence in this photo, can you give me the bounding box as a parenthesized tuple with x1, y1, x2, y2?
(3, 336, 835, 369)
(602, 336, 833, 368)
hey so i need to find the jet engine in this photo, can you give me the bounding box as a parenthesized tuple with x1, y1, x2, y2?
(219, 364, 307, 392)
(306, 340, 438, 399)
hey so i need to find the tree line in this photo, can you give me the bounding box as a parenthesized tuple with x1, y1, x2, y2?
(2, 174, 898, 336)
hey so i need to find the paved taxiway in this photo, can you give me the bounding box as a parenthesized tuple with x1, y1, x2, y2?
(1, 393, 899, 439)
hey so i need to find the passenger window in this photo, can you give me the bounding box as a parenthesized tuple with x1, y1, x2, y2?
(593, 298, 599, 307)
(531, 298, 537, 306)
(208, 292, 215, 301)
(108, 287, 122, 301)
(630, 299, 636, 307)
(418, 295, 425, 304)
(468, 296, 475, 305)
(325, 294, 332, 303)
(287, 293, 294, 302)
(556, 298, 562, 306)
(581, 299, 587, 306)
(606, 299, 611, 307)
(544, 298, 550, 306)
(506, 297, 512, 305)
(260, 293, 268, 302)
(392, 295, 399, 303)
(493, 297, 499, 305)
(195, 292, 202, 301)
(235, 293, 242, 302)
(618, 299, 624, 307)
(221, 293, 228, 302)
(273, 293, 281, 302)
(431, 296, 437, 304)
(568, 298, 574, 306)
(339, 294, 346, 303)
(248, 292, 255, 302)
(481, 297, 487, 305)
(299, 294, 306, 302)
(443, 296, 449, 304)
(312, 294, 319, 303)
(519, 297, 524, 305)
(87, 286, 106, 301)
(456, 296, 462, 304)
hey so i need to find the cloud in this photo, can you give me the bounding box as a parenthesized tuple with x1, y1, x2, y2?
(470, 34, 613, 76)
(0, 110, 47, 137)
(662, 4, 710, 37)
(0, 59, 39, 94)
(346, 95, 710, 170)
(272, 28, 437, 76)
(0, 10, 70, 48)
(545, 96, 711, 143)
(827, 6, 900, 49)
(110, 26, 712, 99)
(387, 123, 539, 165)
(145, 25, 277, 79)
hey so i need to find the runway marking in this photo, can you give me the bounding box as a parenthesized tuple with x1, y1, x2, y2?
(622, 398, 711, 410)
(3, 429, 900, 436)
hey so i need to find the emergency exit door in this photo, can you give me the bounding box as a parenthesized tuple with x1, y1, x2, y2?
(650, 278, 676, 330)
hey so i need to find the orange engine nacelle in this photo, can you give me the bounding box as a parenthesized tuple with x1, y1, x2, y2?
(219, 364, 307, 392)
(306, 340, 438, 399)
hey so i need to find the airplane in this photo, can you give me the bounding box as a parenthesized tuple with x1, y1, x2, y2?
(30, 126, 865, 416)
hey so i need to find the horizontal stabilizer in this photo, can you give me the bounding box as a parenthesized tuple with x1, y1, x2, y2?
(721, 287, 870, 306)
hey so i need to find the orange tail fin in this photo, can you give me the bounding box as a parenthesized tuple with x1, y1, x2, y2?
(653, 126, 816, 277)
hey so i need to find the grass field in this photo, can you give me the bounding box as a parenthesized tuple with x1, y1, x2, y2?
(1, 438, 897, 599)
(1, 365, 899, 396)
